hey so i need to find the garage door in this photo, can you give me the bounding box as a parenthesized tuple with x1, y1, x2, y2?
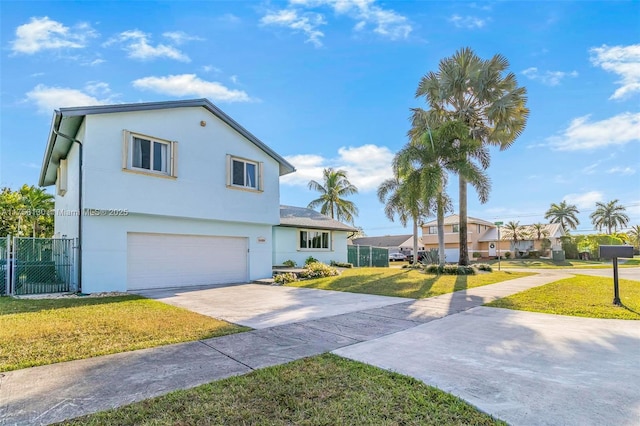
(127, 233, 248, 290)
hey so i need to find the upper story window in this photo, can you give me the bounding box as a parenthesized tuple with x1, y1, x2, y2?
(299, 230, 330, 250)
(227, 155, 262, 191)
(452, 224, 459, 233)
(428, 226, 437, 234)
(477, 224, 481, 233)
(123, 130, 177, 178)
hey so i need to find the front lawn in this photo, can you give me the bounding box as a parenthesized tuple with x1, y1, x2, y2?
(287, 267, 533, 298)
(486, 275, 640, 320)
(483, 258, 640, 269)
(60, 353, 504, 426)
(0, 295, 248, 372)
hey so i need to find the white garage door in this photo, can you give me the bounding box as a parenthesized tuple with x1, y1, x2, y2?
(127, 233, 248, 290)
(444, 249, 460, 263)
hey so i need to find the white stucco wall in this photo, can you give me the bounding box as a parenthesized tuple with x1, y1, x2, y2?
(81, 107, 281, 225)
(272, 226, 349, 267)
(54, 122, 83, 240)
(81, 213, 273, 293)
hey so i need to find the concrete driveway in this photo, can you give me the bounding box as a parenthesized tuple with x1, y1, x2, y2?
(334, 306, 640, 426)
(133, 283, 411, 329)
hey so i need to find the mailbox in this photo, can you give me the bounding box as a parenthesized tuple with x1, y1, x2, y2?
(599, 245, 634, 259)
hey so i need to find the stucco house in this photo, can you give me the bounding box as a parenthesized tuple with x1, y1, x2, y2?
(350, 235, 422, 256)
(273, 205, 356, 267)
(39, 99, 298, 293)
(421, 214, 565, 260)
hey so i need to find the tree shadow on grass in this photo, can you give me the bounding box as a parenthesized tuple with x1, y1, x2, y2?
(0, 295, 144, 315)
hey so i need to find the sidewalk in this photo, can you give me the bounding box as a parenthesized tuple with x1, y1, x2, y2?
(0, 271, 569, 425)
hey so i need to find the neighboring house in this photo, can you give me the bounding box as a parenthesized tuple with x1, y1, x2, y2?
(350, 235, 422, 256)
(422, 214, 565, 260)
(39, 99, 295, 293)
(273, 205, 356, 267)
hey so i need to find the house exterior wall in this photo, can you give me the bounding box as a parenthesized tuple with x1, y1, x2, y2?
(272, 226, 349, 267)
(422, 222, 494, 254)
(81, 108, 281, 225)
(81, 213, 272, 293)
(54, 131, 81, 240)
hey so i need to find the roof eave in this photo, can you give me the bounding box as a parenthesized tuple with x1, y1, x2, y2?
(39, 111, 63, 187)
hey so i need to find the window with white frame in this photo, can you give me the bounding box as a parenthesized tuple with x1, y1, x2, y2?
(228, 156, 262, 191)
(299, 230, 330, 250)
(124, 131, 177, 177)
(428, 226, 437, 234)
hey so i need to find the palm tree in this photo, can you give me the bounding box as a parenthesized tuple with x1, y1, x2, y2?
(307, 168, 359, 224)
(628, 225, 640, 251)
(544, 201, 580, 232)
(397, 120, 490, 266)
(531, 223, 550, 241)
(502, 221, 529, 258)
(19, 185, 54, 237)
(590, 199, 629, 234)
(412, 47, 529, 265)
(377, 176, 427, 265)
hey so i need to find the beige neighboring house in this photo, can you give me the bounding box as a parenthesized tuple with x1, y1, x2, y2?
(421, 214, 565, 261)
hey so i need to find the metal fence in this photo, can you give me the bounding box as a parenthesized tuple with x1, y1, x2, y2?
(0, 236, 9, 295)
(8, 237, 75, 295)
(348, 245, 389, 267)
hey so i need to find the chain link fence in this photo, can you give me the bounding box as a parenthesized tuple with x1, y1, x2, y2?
(11, 237, 74, 295)
(348, 245, 389, 267)
(0, 236, 9, 295)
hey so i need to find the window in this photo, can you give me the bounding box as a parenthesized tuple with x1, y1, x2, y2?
(452, 224, 459, 233)
(299, 230, 330, 250)
(428, 226, 437, 235)
(124, 131, 177, 177)
(477, 224, 481, 233)
(227, 155, 262, 191)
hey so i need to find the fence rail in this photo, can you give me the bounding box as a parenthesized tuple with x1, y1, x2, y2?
(348, 245, 389, 268)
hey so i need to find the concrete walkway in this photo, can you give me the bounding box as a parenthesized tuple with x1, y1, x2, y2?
(1, 270, 637, 425)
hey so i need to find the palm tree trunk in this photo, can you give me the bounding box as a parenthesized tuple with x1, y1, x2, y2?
(437, 196, 445, 267)
(412, 217, 419, 266)
(458, 177, 469, 265)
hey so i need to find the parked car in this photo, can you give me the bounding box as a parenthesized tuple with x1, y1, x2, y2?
(406, 251, 427, 263)
(388, 252, 407, 262)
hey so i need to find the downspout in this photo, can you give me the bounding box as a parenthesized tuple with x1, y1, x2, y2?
(53, 130, 83, 293)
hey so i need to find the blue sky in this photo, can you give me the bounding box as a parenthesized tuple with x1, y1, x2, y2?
(1, 1, 639, 236)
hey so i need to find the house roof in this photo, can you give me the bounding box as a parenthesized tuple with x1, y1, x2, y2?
(39, 98, 296, 186)
(479, 223, 566, 242)
(351, 235, 414, 248)
(422, 214, 496, 228)
(278, 205, 357, 232)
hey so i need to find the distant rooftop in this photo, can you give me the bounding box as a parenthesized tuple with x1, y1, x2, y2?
(279, 205, 357, 232)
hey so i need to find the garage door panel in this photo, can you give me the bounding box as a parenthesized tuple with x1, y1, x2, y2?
(127, 233, 248, 290)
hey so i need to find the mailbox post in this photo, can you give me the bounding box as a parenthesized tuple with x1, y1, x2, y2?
(599, 245, 634, 306)
(494, 222, 503, 271)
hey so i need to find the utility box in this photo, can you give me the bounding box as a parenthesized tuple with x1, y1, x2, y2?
(552, 250, 565, 261)
(599, 245, 634, 259)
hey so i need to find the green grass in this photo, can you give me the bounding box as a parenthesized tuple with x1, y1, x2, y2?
(0, 295, 248, 372)
(59, 353, 504, 426)
(287, 267, 533, 299)
(483, 258, 640, 269)
(486, 275, 640, 320)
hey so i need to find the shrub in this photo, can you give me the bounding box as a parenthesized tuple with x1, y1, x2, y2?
(424, 264, 476, 275)
(472, 252, 481, 258)
(474, 263, 493, 272)
(403, 263, 424, 269)
(504, 251, 512, 259)
(282, 259, 296, 268)
(304, 256, 319, 265)
(299, 262, 339, 279)
(330, 261, 353, 268)
(421, 249, 439, 265)
(273, 272, 298, 285)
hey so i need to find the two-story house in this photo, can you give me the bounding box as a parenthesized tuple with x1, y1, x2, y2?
(39, 99, 296, 293)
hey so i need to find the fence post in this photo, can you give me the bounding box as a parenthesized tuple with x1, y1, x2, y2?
(3, 236, 8, 295)
(10, 237, 16, 295)
(369, 246, 372, 267)
(356, 245, 360, 267)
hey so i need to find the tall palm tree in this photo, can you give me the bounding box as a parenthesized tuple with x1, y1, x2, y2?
(627, 225, 640, 251)
(544, 201, 580, 232)
(19, 185, 54, 237)
(531, 223, 550, 240)
(412, 47, 529, 265)
(397, 120, 490, 266)
(590, 199, 629, 234)
(377, 176, 427, 265)
(502, 221, 529, 258)
(307, 168, 359, 224)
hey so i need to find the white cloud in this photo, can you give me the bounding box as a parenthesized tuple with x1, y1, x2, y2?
(449, 14, 486, 29)
(581, 162, 600, 175)
(162, 31, 203, 44)
(230, 75, 239, 84)
(522, 67, 578, 86)
(25, 83, 115, 113)
(261, 9, 326, 47)
(590, 44, 640, 100)
(11, 16, 97, 54)
(607, 166, 636, 176)
(202, 65, 222, 73)
(106, 30, 190, 62)
(563, 191, 603, 209)
(547, 112, 640, 151)
(261, 0, 412, 46)
(132, 74, 252, 102)
(281, 144, 394, 192)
